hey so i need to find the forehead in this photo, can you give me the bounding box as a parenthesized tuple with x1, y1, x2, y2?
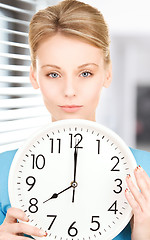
(36, 33, 104, 67)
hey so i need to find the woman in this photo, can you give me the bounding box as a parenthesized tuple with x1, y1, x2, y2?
(0, 0, 150, 239)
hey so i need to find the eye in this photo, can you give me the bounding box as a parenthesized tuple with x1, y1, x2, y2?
(48, 72, 60, 78)
(80, 71, 92, 78)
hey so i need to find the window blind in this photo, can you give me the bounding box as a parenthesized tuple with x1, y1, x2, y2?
(0, 0, 51, 153)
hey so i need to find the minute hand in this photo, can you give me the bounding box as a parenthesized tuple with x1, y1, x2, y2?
(72, 147, 78, 203)
(73, 147, 78, 182)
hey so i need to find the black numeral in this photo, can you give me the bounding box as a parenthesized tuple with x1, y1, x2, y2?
(111, 156, 120, 171)
(108, 200, 118, 214)
(96, 140, 100, 154)
(69, 133, 83, 148)
(26, 176, 36, 191)
(50, 138, 61, 153)
(47, 215, 57, 230)
(31, 154, 45, 170)
(90, 216, 100, 231)
(50, 138, 54, 153)
(29, 198, 38, 213)
(68, 221, 78, 237)
(113, 178, 122, 194)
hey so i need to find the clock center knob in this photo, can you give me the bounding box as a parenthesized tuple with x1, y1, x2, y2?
(71, 181, 78, 188)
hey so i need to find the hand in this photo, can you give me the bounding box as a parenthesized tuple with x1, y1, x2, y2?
(125, 166, 150, 240)
(0, 207, 47, 239)
(72, 147, 78, 203)
(43, 185, 72, 203)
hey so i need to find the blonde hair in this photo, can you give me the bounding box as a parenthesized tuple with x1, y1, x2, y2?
(29, 0, 111, 68)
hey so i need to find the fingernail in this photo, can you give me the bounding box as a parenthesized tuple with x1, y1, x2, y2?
(24, 215, 29, 222)
(127, 174, 131, 179)
(135, 165, 142, 172)
(39, 229, 47, 237)
(125, 188, 128, 192)
(135, 166, 138, 171)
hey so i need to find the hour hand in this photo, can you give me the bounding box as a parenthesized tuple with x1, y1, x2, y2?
(43, 185, 72, 204)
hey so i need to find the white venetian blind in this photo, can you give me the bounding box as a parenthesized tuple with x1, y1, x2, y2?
(0, 0, 51, 153)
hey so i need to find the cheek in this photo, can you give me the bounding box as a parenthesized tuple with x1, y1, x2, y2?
(84, 81, 103, 103)
(39, 81, 58, 102)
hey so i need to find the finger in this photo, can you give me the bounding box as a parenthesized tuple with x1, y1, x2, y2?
(140, 166, 150, 187)
(10, 222, 47, 238)
(126, 174, 146, 209)
(125, 188, 141, 216)
(134, 166, 150, 200)
(6, 234, 35, 240)
(4, 208, 29, 224)
(0, 232, 33, 240)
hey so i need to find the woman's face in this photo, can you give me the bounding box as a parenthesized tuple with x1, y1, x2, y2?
(30, 33, 112, 122)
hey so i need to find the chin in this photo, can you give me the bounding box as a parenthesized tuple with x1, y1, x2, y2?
(56, 115, 95, 122)
(53, 114, 88, 122)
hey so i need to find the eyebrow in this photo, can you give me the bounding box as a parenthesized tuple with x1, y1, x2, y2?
(41, 63, 99, 69)
(78, 63, 99, 69)
(41, 64, 61, 69)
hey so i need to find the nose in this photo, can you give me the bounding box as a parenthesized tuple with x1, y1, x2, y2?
(64, 78, 76, 98)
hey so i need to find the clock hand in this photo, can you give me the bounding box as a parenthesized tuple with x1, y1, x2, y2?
(72, 188, 75, 203)
(43, 185, 72, 204)
(73, 147, 78, 183)
(43, 147, 79, 204)
(72, 146, 78, 203)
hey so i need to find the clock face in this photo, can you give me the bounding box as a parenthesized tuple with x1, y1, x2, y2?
(9, 119, 137, 240)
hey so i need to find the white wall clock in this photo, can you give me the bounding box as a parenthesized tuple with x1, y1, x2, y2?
(8, 119, 137, 240)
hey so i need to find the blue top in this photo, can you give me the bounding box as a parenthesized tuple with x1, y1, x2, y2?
(0, 147, 150, 240)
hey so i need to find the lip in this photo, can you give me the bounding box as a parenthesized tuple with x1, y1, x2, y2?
(59, 105, 83, 113)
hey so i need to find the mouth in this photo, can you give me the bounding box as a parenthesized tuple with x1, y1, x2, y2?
(58, 105, 83, 113)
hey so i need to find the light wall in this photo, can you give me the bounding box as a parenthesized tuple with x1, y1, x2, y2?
(82, 0, 150, 35)
(96, 36, 150, 150)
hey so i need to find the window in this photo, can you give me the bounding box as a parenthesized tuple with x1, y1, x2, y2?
(0, 0, 52, 153)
